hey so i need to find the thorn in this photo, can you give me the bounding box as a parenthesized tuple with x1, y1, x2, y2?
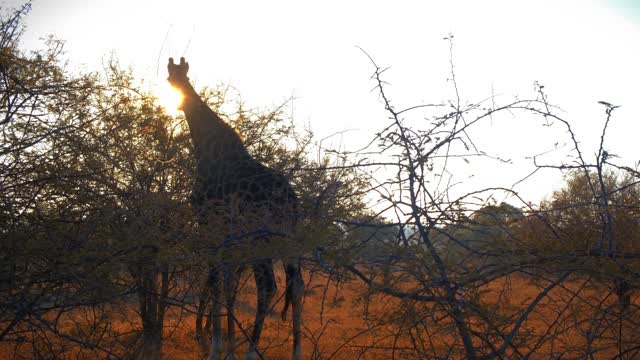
(598, 100, 619, 109)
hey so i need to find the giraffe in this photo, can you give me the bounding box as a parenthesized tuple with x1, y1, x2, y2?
(167, 57, 304, 360)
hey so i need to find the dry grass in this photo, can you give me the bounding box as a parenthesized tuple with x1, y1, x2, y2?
(1, 269, 637, 359)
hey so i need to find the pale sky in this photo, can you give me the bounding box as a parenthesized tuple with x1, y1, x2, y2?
(5, 0, 640, 204)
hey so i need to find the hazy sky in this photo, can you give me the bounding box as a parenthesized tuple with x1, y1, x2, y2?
(5, 0, 640, 203)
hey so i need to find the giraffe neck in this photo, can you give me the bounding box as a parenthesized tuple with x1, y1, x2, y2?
(179, 83, 248, 162)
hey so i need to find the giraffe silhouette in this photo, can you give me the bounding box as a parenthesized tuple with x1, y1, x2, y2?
(167, 57, 304, 360)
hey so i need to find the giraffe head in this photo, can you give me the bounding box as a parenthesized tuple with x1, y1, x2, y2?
(167, 56, 190, 90)
(167, 57, 192, 109)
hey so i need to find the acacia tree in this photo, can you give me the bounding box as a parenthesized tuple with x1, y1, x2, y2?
(0, 2, 116, 354)
(0, 3, 196, 356)
(524, 104, 640, 357)
(318, 42, 640, 359)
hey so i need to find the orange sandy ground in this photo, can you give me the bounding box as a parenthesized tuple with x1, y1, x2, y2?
(1, 270, 636, 359)
(161, 269, 395, 359)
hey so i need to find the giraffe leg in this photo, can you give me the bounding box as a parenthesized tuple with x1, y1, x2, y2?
(285, 260, 304, 360)
(224, 265, 242, 359)
(208, 266, 223, 360)
(245, 260, 276, 360)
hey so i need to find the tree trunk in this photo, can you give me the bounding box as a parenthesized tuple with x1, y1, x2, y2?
(195, 286, 211, 356)
(134, 263, 169, 360)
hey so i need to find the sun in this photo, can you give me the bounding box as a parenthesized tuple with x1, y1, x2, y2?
(155, 82, 183, 116)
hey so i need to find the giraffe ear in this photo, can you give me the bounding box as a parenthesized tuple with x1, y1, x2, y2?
(169, 57, 174, 65)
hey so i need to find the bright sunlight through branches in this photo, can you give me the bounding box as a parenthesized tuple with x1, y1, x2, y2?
(155, 82, 183, 116)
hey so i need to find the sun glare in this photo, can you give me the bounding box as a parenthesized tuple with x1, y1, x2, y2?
(155, 83, 183, 117)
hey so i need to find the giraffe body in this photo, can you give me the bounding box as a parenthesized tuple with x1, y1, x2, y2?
(168, 57, 303, 360)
